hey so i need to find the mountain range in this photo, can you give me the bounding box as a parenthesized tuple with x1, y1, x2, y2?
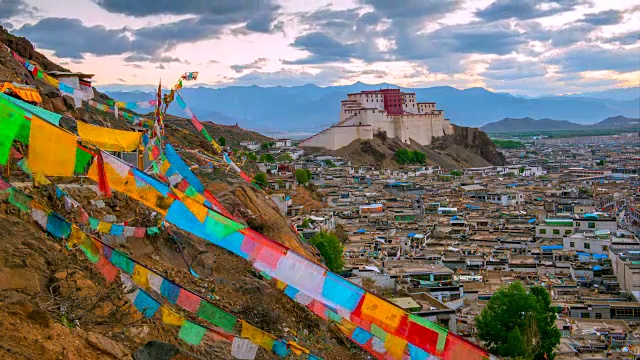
(481, 116, 639, 133)
(102, 84, 640, 131)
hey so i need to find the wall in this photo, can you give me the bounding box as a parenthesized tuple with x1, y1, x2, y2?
(300, 125, 373, 150)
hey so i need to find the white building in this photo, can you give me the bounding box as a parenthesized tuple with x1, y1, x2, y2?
(563, 231, 611, 254)
(274, 139, 292, 147)
(299, 89, 453, 150)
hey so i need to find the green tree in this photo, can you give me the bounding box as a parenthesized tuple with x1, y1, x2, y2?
(450, 169, 462, 176)
(304, 169, 311, 180)
(519, 166, 526, 174)
(492, 139, 525, 149)
(395, 148, 412, 164)
(475, 282, 561, 360)
(301, 218, 310, 228)
(308, 232, 344, 272)
(261, 142, 271, 150)
(277, 154, 293, 163)
(253, 173, 268, 188)
(295, 169, 309, 185)
(324, 159, 336, 167)
(246, 152, 258, 161)
(218, 137, 226, 147)
(597, 159, 605, 166)
(260, 153, 275, 163)
(411, 150, 426, 164)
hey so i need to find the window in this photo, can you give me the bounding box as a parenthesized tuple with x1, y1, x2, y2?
(595, 313, 602, 319)
(553, 229, 560, 235)
(588, 222, 595, 229)
(539, 229, 547, 235)
(584, 242, 590, 249)
(565, 230, 572, 235)
(569, 241, 575, 247)
(582, 313, 590, 318)
(576, 222, 581, 227)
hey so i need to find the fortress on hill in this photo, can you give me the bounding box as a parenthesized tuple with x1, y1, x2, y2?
(299, 88, 454, 150)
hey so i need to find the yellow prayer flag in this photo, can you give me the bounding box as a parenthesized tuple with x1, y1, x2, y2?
(160, 306, 185, 326)
(68, 226, 85, 247)
(28, 117, 77, 176)
(287, 341, 309, 355)
(77, 121, 142, 152)
(132, 265, 150, 288)
(275, 280, 287, 290)
(240, 321, 276, 350)
(384, 333, 408, 360)
(359, 294, 404, 332)
(97, 221, 112, 233)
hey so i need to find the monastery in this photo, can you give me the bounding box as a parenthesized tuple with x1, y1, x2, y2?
(299, 88, 453, 150)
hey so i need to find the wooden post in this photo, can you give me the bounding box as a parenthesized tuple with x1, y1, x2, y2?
(138, 145, 144, 169)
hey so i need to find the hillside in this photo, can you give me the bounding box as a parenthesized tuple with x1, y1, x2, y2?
(104, 83, 640, 130)
(0, 29, 369, 360)
(482, 115, 640, 133)
(309, 125, 505, 170)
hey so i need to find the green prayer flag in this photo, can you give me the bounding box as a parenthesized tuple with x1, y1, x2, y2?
(178, 321, 207, 345)
(74, 147, 93, 174)
(146, 227, 160, 236)
(196, 301, 237, 332)
(0, 102, 25, 165)
(88, 217, 100, 230)
(110, 250, 134, 274)
(200, 128, 213, 142)
(8, 188, 31, 213)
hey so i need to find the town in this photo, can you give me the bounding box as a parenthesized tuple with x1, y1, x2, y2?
(241, 128, 640, 359)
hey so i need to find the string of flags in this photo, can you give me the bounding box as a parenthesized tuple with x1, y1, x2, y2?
(86, 100, 155, 129)
(0, 178, 323, 360)
(4, 45, 81, 98)
(0, 65, 493, 359)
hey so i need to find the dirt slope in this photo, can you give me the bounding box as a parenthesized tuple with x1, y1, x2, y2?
(319, 125, 505, 170)
(0, 27, 365, 359)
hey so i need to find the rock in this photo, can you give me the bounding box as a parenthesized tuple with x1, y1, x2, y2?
(86, 332, 127, 359)
(132, 341, 179, 360)
(27, 308, 53, 328)
(62, 95, 76, 110)
(41, 96, 55, 112)
(91, 200, 106, 209)
(50, 97, 66, 113)
(103, 214, 117, 222)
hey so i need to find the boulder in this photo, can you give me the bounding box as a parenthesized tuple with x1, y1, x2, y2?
(86, 332, 127, 359)
(132, 341, 179, 360)
(50, 96, 66, 113)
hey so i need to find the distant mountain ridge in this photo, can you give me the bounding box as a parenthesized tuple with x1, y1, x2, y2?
(481, 116, 640, 133)
(102, 84, 640, 130)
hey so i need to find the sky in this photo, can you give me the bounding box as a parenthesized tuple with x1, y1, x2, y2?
(1, 0, 639, 95)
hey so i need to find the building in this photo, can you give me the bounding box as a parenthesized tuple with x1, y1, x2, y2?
(536, 218, 575, 239)
(299, 89, 453, 150)
(47, 71, 94, 107)
(274, 139, 292, 147)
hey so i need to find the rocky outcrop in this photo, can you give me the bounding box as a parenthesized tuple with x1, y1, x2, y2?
(432, 125, 506, 166)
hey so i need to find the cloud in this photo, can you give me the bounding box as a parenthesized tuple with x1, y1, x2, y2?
(599, 30, 640, 46)
(550, 45, 640, 73)
(580, 10, 623, 25)
(230, 58, 268, 73)
(362, 0, 462, 24)
(396, 21, 525, 61)
(125, 63, 144, 69)
(94, 0, 283, 34)
(482, 58, 548, 80)
(15, 18, 142, 59)
(223, 67, 349, 87)
(123, 54, 185, 63)
(155, 64, 165, 69)
(0, 0, 35, 21)
(285, 32, 358, 64)
(475, 0, 591, 21)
